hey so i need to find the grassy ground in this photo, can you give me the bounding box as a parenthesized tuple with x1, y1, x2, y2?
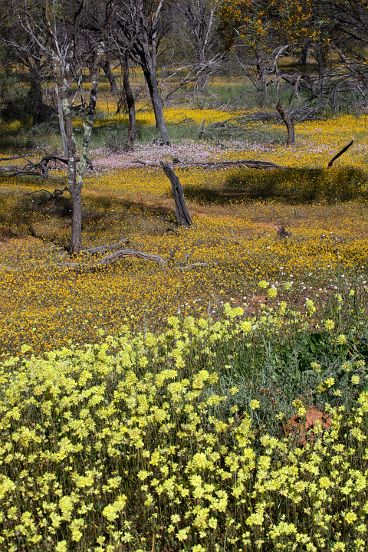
(0, 82, 367, 356)
(0, 77, 367, 550)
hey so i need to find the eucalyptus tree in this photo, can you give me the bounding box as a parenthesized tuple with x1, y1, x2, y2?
(0, 5, 48, 123)
(115, 0, 171, 144)
(178, 0, 222, 91)
(10, 0, 116, 254)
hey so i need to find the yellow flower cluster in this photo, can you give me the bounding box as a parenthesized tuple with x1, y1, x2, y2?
(0, 302, 367, 550)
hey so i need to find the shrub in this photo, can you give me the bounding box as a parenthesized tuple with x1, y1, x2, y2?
(0, 294, 367, 550)
(224, 167, 368, 203)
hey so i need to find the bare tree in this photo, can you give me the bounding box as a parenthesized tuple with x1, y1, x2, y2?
(116, 0, 171, 144)
(122, 53, 137, 149)
(12, 0, 115, 254)
(102, 59, 119, 94)
(178, 0, 222, 91)
(0, 11, 48, 123)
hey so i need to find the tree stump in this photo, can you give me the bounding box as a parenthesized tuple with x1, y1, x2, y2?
(276, 101, 295, 145)
(161, 162, 192, 228)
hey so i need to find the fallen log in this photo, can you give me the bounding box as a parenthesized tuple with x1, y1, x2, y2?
(138, 159, 283, 170)
(97, 248, 166, 267)
(62, 247, 166, 271)
(327, 140, 354, 168)
(0, 166, 44, 177)
(81, 239, 129, 255)
(0, 154, 80, 178)
(186, 159, 283, 170)
(161, 162, 192, 227)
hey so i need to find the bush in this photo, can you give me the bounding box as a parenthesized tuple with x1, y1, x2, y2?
(0, 292, 367, 551)
(225, 166, 368, 203)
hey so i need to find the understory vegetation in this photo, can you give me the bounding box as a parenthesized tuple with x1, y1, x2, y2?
(1, 0, 368, 549)
(0, 293, 367, 551)
(1, 92, 368, 552)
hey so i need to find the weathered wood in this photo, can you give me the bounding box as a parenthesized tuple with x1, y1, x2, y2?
(0, 154, 79, 178)
(160, 162, 193, 227)
(139, 159, 283, 170)
(97, 248, 166, 266)
(62, 248, 166, 271)
(81, 239, 129, 255)
(327, 140, 354, 168)
(276, 101, 295, 145)
(0, 167, 43, 177)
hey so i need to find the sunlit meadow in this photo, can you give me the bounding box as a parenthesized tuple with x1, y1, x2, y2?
(0, 86, 367, 550)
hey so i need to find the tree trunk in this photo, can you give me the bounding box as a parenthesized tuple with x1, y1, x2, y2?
(61, 97, 82, 254)
(143, 65, 170, 144)
(298, 43, 309, 66)
(28, 67, 44, 124)
(56, 85, 68, 158)
(195, 50, 208, 92)
(70, 181, 82, 254)
(102, 60, 119, 94)
(255, 51, 268, 106)
(276, 101, 295, 146)
(161, 162, 192, 227)
(315, 44, 327, 100)
(122, 54, 137, 150)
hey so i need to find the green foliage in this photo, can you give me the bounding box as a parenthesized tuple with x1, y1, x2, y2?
(0, 293, 367, 550)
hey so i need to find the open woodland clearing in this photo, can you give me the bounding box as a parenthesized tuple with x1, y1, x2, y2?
(1, 109, 368, 355)
(0, 1, 368, 551)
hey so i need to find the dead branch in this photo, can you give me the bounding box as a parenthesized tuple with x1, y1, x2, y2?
(62, 247, 166, 271)
(81, 239, 129, 254)
(97, 248, 166, 266)
(0, 166, 44, 177)
(327, 140, 354, 168)
(0, 154, 80, 178)
(139, 159, 283, 170)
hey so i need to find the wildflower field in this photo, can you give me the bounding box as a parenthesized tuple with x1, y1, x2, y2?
(1, 91, 368, 550)
(0, 295, 367, 550)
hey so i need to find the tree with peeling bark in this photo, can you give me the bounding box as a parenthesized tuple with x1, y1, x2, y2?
(115, 0, 171, 145)
(10, 0, 115, 254)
